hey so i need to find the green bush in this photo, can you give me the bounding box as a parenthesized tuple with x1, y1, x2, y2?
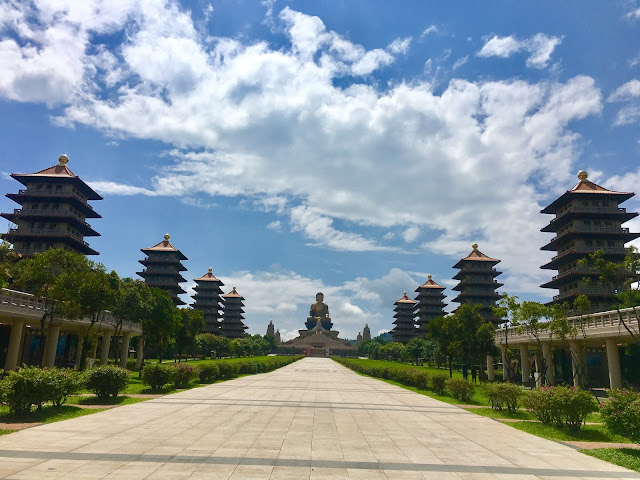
(446, 378, 474, 402)
(484, 383, 523, 414)
(404, 369, 429, 388)
(431, 374, 448, 395)
(172, 363, 197, 388)
(524, 386, 595, 431)
(85, 365, 129, 398)
(142, 363, 174, 390)
(217, 362, 241, 378)
(600, 389, 640, 441)
(0, 367, 50, 414)
(198, 363, 220, 382)
(47, 369, 83, 407)
(126, 359, 138, 371)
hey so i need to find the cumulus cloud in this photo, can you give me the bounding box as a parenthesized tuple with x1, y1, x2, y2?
(0, 3, 604, 296)
(388, 37, 411, 54)
(266, 220, 282, 232)
(625, 8, 640, 21)
(402, 226, 420, 243)
(608, 80, 640, 126)
(478, 33, 562, 69)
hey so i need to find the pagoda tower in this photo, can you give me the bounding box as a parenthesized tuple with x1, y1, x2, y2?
(391, 291, 417, 344)
(356, 331, 363, 345)
(1, 154, 102, 256)
(362, 324, 371, 341)
(275, 329, 281, 344)
(220, 287, 248, 339)
(266, 320, 275, 336)
(191, 267, 224, 333)
(414, 274, 447, 337)
(540, 170, 639, 313)
(137, 234, 187, 306)
(452, 244, 503, 324)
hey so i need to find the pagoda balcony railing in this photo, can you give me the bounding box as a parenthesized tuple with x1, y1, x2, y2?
(8, 228, 89, 246)
(143, 255, 182, 263)
(145, 279, 185, 286)
(456, 278, 501, 285)
(552, 205, 627, 223)
(551, 226, 629, 241)
(139, 268, 183, 274)
(551, 266, 599, 280)
(495, 305, 640, 345)
(0, 288, 142, 334)
(553, 285, 615, 301)
(551, 246, 628, 262)
(11, 208, 90, 226)
(16, 189, 93, 208)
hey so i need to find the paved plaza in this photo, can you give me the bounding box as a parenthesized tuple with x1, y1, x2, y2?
(0, 358, 638, 480)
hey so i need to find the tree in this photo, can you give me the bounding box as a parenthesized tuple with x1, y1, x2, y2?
(12, 249, 90, 365)
(110, 278, 149, 364)
(405, 337, 428, 365)
(427, 315, 456, 376)
(77, 264, 120, 369)
(174, 308, 205, 361)
(144, 289, 180, 363)
(0, 241, 19, 288)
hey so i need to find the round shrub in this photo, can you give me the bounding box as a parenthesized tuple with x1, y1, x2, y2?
(0, 366, 50, 414)
(484, 383, 523, 414)
(172, 363, 197, 388)
(431, 374, 448, 395)
(446, 378, 475, 402)
(46, 368, 83, 407)
(142, 363, 174, 390)
(600, 389, 640, 441)
(198, 363, 220, 382)
(217, 362, 241, 378)
(126, 359, 138, 371)
(85, 365, 129, 398)
(524, 386, 595, 431)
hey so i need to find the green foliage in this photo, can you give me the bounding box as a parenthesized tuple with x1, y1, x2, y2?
(405, 337, 429, 363)
(217, 361, 241, 378)
(0, 367, 83, 415)
(84, 365, 129, 398)
(403, 368, 430, 388)
(171, 363, 197, 388)
(195, 333, 231, 358)
(431, 374, 448, 395)
(198, 363, 220, 382)
(523, 386, 595, 431)
(174, 308, 205, 359)
(484, 383, 523, 414)
(141, 363, 174, 390)
(445, 378, 474, 402)
(600, 389, 640, 442)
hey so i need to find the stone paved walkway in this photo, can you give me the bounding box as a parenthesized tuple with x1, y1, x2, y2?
(0, 357, 638, 479)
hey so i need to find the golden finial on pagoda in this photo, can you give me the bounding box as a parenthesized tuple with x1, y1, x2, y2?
(58, 154, 69, 165)
(578, 170, 588, 181)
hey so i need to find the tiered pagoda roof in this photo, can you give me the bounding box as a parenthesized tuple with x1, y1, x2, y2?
(137, 234, 187, 306)
(540, 170, 639, 312)
(391, 291, 417, 344)
(220, 287, 248, 339)
(1, 154, 102, 256)
(452, 244, 503, 324)
(191, 267, 224, 334)
(414, 275, 447, 336)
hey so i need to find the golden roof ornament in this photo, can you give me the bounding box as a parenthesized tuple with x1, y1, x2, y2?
(472, 243, 478, 250)
(164, 233, 170, 241)
(578, 170, 588, 181)
(208, 267, 212, 273)
(58, 154, 69, 165)
(428, 274, 432, 280)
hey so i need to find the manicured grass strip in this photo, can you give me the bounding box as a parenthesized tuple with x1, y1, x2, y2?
(463, 407, 535, 420)
(0, 429, 17, 436)
(67, 395, 149, 406)
(0, 405, 107, 425)
(583, 449, 640, 472)
(509, 421, 633, 443)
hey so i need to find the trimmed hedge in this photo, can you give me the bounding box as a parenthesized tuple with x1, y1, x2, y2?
(172, 363, 197, 388)
(142, 363, 174, 390)
(484, 383, 523, 414)
(600, 389, 640, 442)
(523, 386, 595, 431)
(85, 365, 129, 398)
(446, 378, 474, 402)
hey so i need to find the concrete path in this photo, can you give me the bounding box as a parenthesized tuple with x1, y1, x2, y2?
(0, 357, 638, 479)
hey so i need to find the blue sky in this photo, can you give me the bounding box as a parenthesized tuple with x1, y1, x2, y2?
(1, 1, 640, 340)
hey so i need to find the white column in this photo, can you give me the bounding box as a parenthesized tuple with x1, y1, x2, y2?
(74, 333, 84, 370)
(120, 333, 131, 368)
(89, 341, 98, 368)
(605, 338, 622, 389)
(136, 337, 144, 370)
(520, 345, 530, 385)
(42, 325, 61, 368)
(541, 342, 555, 386)
(100, 334, 111, 365)
(569, 341, 586, 387)
(501, 346, 508, 380)
(487, 355, 495, 381)
(4, 320, 24, 371)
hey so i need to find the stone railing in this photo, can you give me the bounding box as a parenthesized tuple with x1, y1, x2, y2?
(494, 306, 640, 345)
(0, 288, 142, 335)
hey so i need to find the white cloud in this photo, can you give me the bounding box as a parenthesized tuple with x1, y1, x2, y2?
(87, 181, 157, 196)
(266, 220, 282, 232)
(608, 79, 640, 102)
(629, 52, 640, 68)
(614, 105, 640, 126)
(402, 226, 420, 243)
(625, 8, 640, 21)
(420, 25, 438, 38)
(0, 4, 604, 296)
(477, 33, 562, 69)
(452, 55, 468, 70)
(388, 37, 412, 54)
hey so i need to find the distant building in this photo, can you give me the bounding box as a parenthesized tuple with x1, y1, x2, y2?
(356, 331, 362, 345)
(452, 244, 503, 324)
(1, 154, 102, 256)
(266, 320, 275, 336)
(274, 329, 281, 344)
(540, 170, 639, 313)
(362, 324, 371, 341)
(391, 292, 417, 344)
(137, 234, 187, 306)
(414, 275, 447, 336)
(192, 268, 224, 333)
(220, 287, 248, 339)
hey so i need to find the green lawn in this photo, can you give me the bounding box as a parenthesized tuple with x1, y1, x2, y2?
(0, 429, 16, 436)
(0, 405, 106, 425)
(67, 395, 149, 406)
(509, 421, 633, 443)
(583, 449, 640, 472)
(463, 407, 536, 420)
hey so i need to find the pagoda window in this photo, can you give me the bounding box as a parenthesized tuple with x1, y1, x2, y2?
(34, 242, 42, 250)
(35, 184, 43, 190)
(596, 240, 603, 247)
(594, 219, 601, 226)
(582, 200, 589, 206)
(55, 184, 62, 191)
(49, 223, 56, 230)
(52, 204, 59, 210)
(46, 184, 52, 191)
(585, 239, 593, 246)
(583, 219, 590, 226)
(42, 204, 49, 211)
(28, 222, 34, 230)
